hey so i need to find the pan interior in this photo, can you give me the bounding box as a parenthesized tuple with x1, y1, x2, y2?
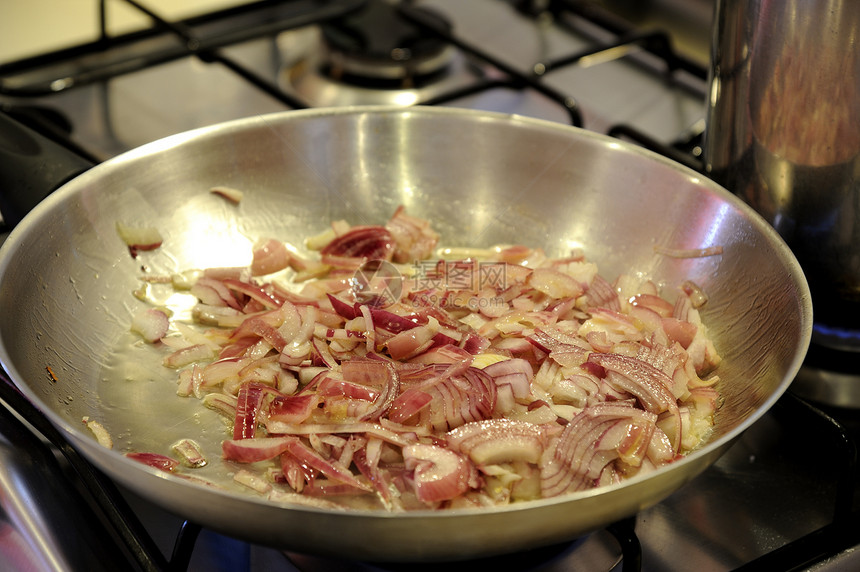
(0, 107, 811, 558)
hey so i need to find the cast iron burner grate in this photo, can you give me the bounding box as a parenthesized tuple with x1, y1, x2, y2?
(0, 0, 709, 165)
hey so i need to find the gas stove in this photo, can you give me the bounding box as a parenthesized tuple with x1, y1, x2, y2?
(1, 1, 859, 571)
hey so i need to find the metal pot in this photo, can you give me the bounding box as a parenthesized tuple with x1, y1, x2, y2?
(0, 106, 811, 561)
(704, 0, 860, 353)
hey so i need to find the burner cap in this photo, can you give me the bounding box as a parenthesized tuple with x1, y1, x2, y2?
(320, 0, 453, 86)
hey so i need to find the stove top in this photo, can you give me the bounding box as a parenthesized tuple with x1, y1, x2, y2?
(1, 1, 858, 571)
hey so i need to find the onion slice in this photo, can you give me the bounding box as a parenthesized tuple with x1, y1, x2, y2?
(403, 443, 472, 503)
(210, 186, 244, 204)
(447, 419, 550, 465)
(116, 221, 163, 256)
(130, 308, 169, 343)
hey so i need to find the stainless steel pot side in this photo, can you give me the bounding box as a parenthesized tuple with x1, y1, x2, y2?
(0, 107, 811, 561)
(705, 0, 860, 352)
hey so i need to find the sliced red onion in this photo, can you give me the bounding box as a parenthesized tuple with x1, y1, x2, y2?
(126, 209, 723, 506)
(311, 338, 339, 369)
(320, 225, 395, 261)
(202, 392, 237, 418)
(116, 222, 163, 257)
(340, 360, 400, 422)
(540, 402, 657, 496)
(654, 245, 723, 259)
(588, 353, 675, 412)
(629, 293, 674, 317)
(251, 238, 290, 276)
(82, 416, 113, 449)
(585, 308, 641, 338)
(319, 253, 366, 271)
(171, 438, 208, 468)
(233, 382, 269, 440)
(327, 293, 358, 319)
(424, 367, 496, 432)
(279, 450, 314, 492)
(130, 308, 169, 343)
(192, 303, 244, 328)
(490, 336, 536, 358)
(234, 469, 272, 493)
(494, 383, 516, 414)
(265, 420, 414, 448)
(209, 186, 244, 203)
(385, 322, 438, 361)
(315, 325, 367, 342)
(661, 318, 697, 349)
(190, 281, 227, 308)
(681, 280, 709, 308)
(446, 419, 549, 465)
(406, 343, 473, 366)
(528, 267, 585, 299)
(647, 428, 675, 464)
(237, 355, 280, 386)
(359, 304, 376, 354)
(527, 327, 591, 355)
(203, 267, 248, 281)
(319, 377, 379, 401)
(584, 332, 612, 355)
(637, 342, 685, 379)
(551, 374, 597, 407)
(546, 296, 578, 320)
(352, 438, 391, 504)
(267, 393, 319, 424)
(388, 388, 433, 423)
(126, 452, 178, 473)
(341, 357, 389, 387)
(163, 343, 216, 369)
(587, 353, 681, 452)
(176, 368, 194, 398)
(193, 277, 242, 310)
(483, 358, 533, 399)
(223, 278, 286, 309)
(627, 305, 663, 335)
(230, 315, 288, 352)
(687, 385, 719, 410)
(367, 307, 422, 334)
(580, 360, 606, 378)
(403, 443, 472, 503)
(585, 274, 620, 311)
(302, 479, 372, 497)
(386, 205, 440, 264)
(222, 436, 294, 462)
(200, 357, 247, 388)
(496, 245, 532, 264)
(459, 332, 491, 355)
(281, 438, 372, 492)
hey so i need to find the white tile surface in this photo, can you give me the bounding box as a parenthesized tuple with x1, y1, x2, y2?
(0, 0, 243, 63)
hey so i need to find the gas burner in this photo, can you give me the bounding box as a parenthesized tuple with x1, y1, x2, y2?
(277, 1, 476, 107)
(320, 0, 454, 87)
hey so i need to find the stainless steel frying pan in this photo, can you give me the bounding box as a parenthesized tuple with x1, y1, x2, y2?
(0, 106, 811, 561)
